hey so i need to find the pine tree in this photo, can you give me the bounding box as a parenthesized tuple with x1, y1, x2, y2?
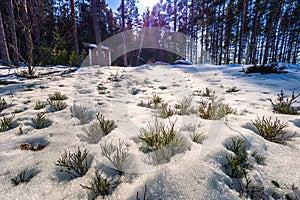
(0, 9, 10, 66)
(7, 0, 19, 65)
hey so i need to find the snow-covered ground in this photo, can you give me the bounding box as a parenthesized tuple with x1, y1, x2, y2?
(0, 63, 299, 199)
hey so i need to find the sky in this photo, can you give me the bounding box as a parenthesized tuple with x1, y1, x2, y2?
(106, 0, 160, 14)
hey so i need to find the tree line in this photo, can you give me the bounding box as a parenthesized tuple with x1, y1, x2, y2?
(0, 0, 299, 67)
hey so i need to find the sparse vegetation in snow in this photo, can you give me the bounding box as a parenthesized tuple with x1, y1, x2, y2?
(269, 90, 300, 115)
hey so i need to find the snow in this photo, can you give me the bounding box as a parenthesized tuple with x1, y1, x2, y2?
(173, 60, 193, 65)
(0, 64, 300, 199)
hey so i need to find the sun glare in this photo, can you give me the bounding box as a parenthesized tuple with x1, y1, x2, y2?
(139, 0, 159, 9)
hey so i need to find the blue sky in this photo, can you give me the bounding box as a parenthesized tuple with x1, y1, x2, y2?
(106, 0, 119, 11)
(106, 0, 159, 14)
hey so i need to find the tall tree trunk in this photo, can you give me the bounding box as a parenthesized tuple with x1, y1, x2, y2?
(70, 0, 79, 54)
(0, 9, 10, 66)
(219, 4, 225, 65)
(28, 0, 41, 48)
(91, 0, 101, 44)
(251, 4, 259, 66)
(233, 17, 240, 63)
(189, 0, 194, 62)
(20, 0, 34, 72)
(274, 0, 285, 62)
(263, 3, 276, 65)
(174, 1, 177, 32)
(292, 39, 299, 64)
(8, 0, 19, 65)
(238, 0, 246, 64)
(200, 10, 204, 63)
(121, 0, 127, 66)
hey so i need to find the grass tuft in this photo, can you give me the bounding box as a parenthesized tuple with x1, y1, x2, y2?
(0, 97, 8, 112)
(96, 113, 117, 135)
(81, 171, 115, 198)
(34, 100, 46, 110)
(47, 99, 67, 111)
(31, 111, 52, 129)
(198, 92, 236, 120)
(49, 92, 67, 101)
(174, 96, 193, 115)
(11, 168, 36, 186)
(139, 119, 188, 165)
(55, 147, 91, 178)
(0, 114, 15, 132)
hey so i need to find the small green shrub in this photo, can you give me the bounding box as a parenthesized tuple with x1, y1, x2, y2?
(225, 138, 246, 155)
(31, 112, 52, 129)
(0, 114, 15, 132)
(174, 96, 193, 115)
(68, 50, 82, 67)
(223, 138, 268, 198)
(251, 116, 294, 143)
(139, 119, 188, 165)
(34, 100, 46, 110)
(96, 113, 117, 135)
(81, 171, 115, 198)
(55, 147, 91, 178)
(158, 103, 174, 118)
(224, 154, 248, 178)
(49, 92, 67, 101)
(224, 138, 249, 178)
(47, 99, 67, 111)
(72, 105, 94, 125)
(139, 119, 177, 153)
(11, 168, 35, 186)
(51, 48, 69, 66)
(101, 140, 129, 175)
(270, 90, 300, 115)
(0, 97, 8, 112)
(198, 93, 236, 120)
(152, 94, 163, 108)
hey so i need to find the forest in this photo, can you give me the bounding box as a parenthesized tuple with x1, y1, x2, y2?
(0, 0, 299, 67)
